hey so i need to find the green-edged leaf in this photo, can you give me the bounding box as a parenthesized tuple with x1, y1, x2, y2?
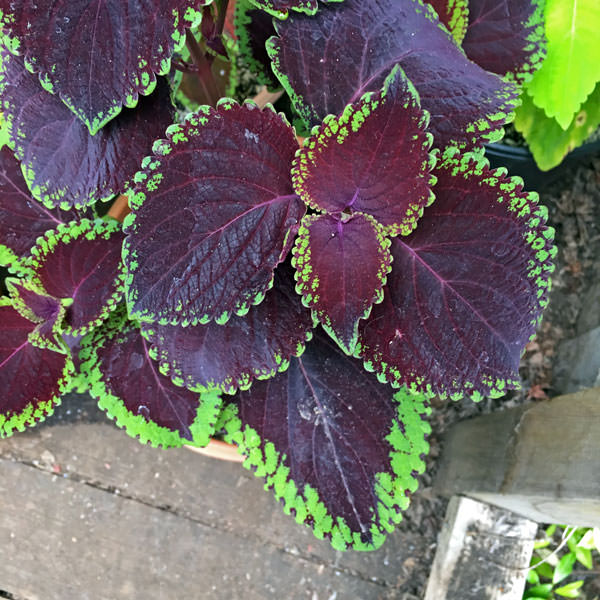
(246, 0, 342, 20)
(292, 213, 391, 354)
(0, 297, 72, 437)
(80, 308, 221, 448)
(140, 264, 314, 394)
(123, 100, 305, 326)
(0, 50, 175, 210)
(426, 0, 469, 44)
(0, 146, 88, 269)
(267, 0, 519, 149)
(555, 580, 584, 598)
(462, 0, 546, 85)
(526, 0, 600, 129)
(514, 84, 600, 171)
(235, 0, 279, 89)
(6, 278, 65, 351)
(0, 0, 206, 134)
(220, 329, 431, 551)
(291, 65, 436, 235)
(27, 219, 125, 335)
(357, 148, 555, 400)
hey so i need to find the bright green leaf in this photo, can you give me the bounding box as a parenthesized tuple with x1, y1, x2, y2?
(574, 546, 593, 569)
(527, 568, 541, 585)
(526, 0, 600, 129)
(546, 524, 558, 537)
(534, 538, 552, 550)
(577, 528, 595, 549)
(555, 579, 584, 598)
(525, 583, 553, 599)
(553, 553, 577, 584)
(535, 561, 556, 580)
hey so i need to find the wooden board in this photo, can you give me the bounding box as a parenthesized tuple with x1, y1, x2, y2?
(424, 496, 536, 600)
(0, 416, 431, 599)
(435, 387, 600, 526)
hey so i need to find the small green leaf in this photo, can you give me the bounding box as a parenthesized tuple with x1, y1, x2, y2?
(555, 580, 584, 598)
(577, 528, 595, 549)
(535, 561, 556, 581)
(527, 569, 541, 585)
(525, 583, 553, 599)
(574, 546, 593, 569)
(553, 553, 577, 584)
(535, 538, 552, 550)
(546, 524, 558, 537)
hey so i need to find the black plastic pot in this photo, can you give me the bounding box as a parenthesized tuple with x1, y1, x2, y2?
(485, 138, 600, 192)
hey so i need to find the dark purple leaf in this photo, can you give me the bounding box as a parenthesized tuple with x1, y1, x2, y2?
(141, 265, 313, 394)
(123, 100, 305, 326)
(0, 0, 205, 133)
(0, 298, 72, 437)
(235, 0, 279, 88)
(292, 66, 435, 234)
(220, 329, 431, 550)
(81, 308, 221, 447)
(0, 146, 87, 267)
(293, 213, 391, 354)
(6, 278, 65, 351)
(268, 0, 519, 148)
(462, 0, 546, 84)
(28, 218, 125, 335)
(357, 148, 556, 401)
(425, 0, 469, 43)
(0, 51, 175, 210)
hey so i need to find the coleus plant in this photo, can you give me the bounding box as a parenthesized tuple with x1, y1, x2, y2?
(0, 0, 554, 551)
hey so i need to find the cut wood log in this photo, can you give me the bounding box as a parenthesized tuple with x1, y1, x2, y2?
(435, 387, 600, 526)
(424, 496, 537, 600)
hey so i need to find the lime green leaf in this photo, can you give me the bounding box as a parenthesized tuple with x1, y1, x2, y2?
(526, 0, 600, 129)
(525, 583, 553, 599)
(574, 546, 593, 569)
(553, 553, 577, 584)
(546, 524, 558, 537)
(535, 561, 556, 581)
(535, 538, 552, 550)
(555, 580, 584, 598)
(527, 569, 541, 585)
(577, 528, 595, 549)
(515, 83, 600, 171)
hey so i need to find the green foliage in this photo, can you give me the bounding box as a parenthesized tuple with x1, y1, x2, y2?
(514, 83, 600, 171)
(526, 0, 600, 130)
(524, 525, 600, 600)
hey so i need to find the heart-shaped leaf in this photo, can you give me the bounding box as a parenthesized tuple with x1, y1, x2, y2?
(220, 330, 431, 551)
(268, 0, 519, 148)
(123, 100, 305, 326)
(0, 51, 175, 210)
(357, 148, 556, 400)
(0, 297, 73, 437)
(292, 65, 435, 234)
(0, 0, 205, 133)
(81, 308, 221, 448)
(6, 279, 65, 351)
(293, 213, 391, 354)
(461, 0, 546, 84)
(141, 265, 314, 394)
(525, 0, 600, 129)
(27, 218, 126, 335)
(0, 146, 87, 268)
(426, 0, 469, 44)
(235, 0, 279, 88)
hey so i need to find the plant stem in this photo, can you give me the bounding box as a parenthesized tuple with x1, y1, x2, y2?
(213, 0, 229, 39)
(185, 29, 221, 106)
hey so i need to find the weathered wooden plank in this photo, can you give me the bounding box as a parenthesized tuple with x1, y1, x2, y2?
(435, 387, 600, 525)
(0, 415, 430, 595)
(0, 459, 386, 600)
(424, 496, 536, 600)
